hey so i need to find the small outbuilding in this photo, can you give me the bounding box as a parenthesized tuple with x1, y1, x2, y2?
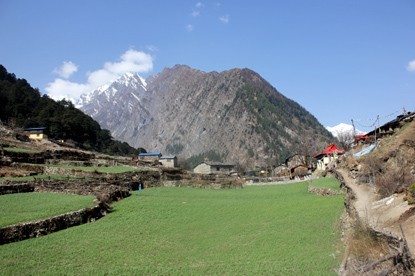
(193, 161, 235, 175)
(159, 155, 177, 168)
(24, 127, 48, 140)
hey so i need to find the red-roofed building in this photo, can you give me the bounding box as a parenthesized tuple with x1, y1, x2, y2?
(315, 144, 346, 170)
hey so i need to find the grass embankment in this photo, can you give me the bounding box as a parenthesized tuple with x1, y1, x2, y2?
(0, 193, 95, 228)
(0, 182, 344, 275)
(309, 177, 341, 191)
(3, 147, 41, 153)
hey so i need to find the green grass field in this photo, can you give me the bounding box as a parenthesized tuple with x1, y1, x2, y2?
(3, 147, 41, 153)
(0, 182, 344, 275)
(309, 177, 342, 191)
(0, 192, 95, 227)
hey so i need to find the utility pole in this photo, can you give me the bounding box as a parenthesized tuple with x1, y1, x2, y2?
(351, 119, 356, 137)
(374, 115, 379, 145)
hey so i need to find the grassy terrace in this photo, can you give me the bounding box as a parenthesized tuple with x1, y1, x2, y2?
(0, 181, 344, 274)
(309, 177, 342, 191)
(0, 192, 95, 228)
(3, 147, 41, 153)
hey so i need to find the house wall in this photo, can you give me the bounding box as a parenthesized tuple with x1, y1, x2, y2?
(139, 156, 160, 162)
(194, 163, 212, 174)
(160, 158, 177, 168)
(316, 155, 337, 170)
(28, 133, 46, 140)
(212, 165, 233, 174)
(292, 166, 308, 178)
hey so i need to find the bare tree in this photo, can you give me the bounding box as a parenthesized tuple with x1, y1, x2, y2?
(337, 131, 354, 151)
(294, 136, 325, 167)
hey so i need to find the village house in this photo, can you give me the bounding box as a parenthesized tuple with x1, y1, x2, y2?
(273, 153, 311, 179)
(314, 144, 346, 171)
(193, 161, 235, 175)
(138, 152, 162, 162)
(159, 155, 177, 168)
(272, 164, 290, 178)
(365, 111, 415, 141)
(290, 165, 309, 179)
(24, 127, 48, 140)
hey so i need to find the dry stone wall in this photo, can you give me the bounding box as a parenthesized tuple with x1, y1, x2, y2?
(0, 203, 109, 245)
(0, 183, 34, 195)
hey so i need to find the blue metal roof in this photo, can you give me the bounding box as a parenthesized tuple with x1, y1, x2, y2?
(138, 152, 162, 157)
(24, 127, 47, 131)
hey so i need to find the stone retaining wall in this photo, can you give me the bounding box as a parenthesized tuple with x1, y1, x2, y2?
(0, 182, 130, 245)
(0, 183, 34, 195)
(0, 203, 109, 245)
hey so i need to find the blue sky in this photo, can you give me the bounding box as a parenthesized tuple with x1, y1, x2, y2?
(1, 1, 414, 132)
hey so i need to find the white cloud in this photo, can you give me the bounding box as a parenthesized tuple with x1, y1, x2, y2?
(186, 24, 194, 32)
(53, 61, 78, 79)
(195, 2, 204, 8)
(191, 10, 200, 17)
(45, 79, 89, 103)
(219, 14, 229, 24)
(407, 59, 415, 72)
(45, 49, 153, 102)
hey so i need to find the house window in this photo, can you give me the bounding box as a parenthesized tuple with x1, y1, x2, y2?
(216, 167, 220, 171)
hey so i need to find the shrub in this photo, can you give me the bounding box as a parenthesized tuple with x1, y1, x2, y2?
(375, 168, 414, 198)
(349, 220, 389, 264)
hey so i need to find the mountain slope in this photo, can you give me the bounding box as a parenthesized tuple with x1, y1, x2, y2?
(79, 65, 334, 167)
(0, 64, 140, 156)
(77, 72, 151, 141)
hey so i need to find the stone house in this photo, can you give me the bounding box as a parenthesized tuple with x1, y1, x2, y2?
(193, 162, 235, 175)
(24, 127, 48, 140)
(159, 155, 177, 168)
(138, 152, 162, 162)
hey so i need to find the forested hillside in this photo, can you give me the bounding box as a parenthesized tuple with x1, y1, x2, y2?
(0, 65, 141, 156)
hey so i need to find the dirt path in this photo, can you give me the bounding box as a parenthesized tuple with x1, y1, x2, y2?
(338, 169, 415, 257)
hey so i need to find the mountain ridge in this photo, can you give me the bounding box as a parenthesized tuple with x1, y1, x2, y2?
(78, 65, 334, 167)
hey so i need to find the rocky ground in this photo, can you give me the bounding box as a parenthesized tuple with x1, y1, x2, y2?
(337, 120, 415, 275)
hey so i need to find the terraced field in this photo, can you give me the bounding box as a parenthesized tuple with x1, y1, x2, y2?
(0, 181, 344, 275)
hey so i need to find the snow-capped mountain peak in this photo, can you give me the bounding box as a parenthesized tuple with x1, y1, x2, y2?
(326, 123, 363, 137)
(76, 72, 147, 108)
(76, 71, 152, 139)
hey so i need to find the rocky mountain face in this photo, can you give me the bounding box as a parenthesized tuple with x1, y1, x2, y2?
(78, 65, 334, 167)
(77, 73, 151, 141)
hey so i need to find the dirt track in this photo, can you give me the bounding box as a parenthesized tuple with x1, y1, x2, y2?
(338, 169, 415, 257)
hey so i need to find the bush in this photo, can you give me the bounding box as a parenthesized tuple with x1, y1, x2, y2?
(375, 168, 414, 198)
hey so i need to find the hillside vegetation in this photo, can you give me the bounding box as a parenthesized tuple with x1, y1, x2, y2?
(0, 65, 140, 156)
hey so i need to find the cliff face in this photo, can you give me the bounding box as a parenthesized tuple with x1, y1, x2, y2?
(80, 65, 333, 167)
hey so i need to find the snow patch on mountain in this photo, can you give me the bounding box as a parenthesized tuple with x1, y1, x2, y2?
(76, 72, 147, 108)
(326, 123, 364, 137)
